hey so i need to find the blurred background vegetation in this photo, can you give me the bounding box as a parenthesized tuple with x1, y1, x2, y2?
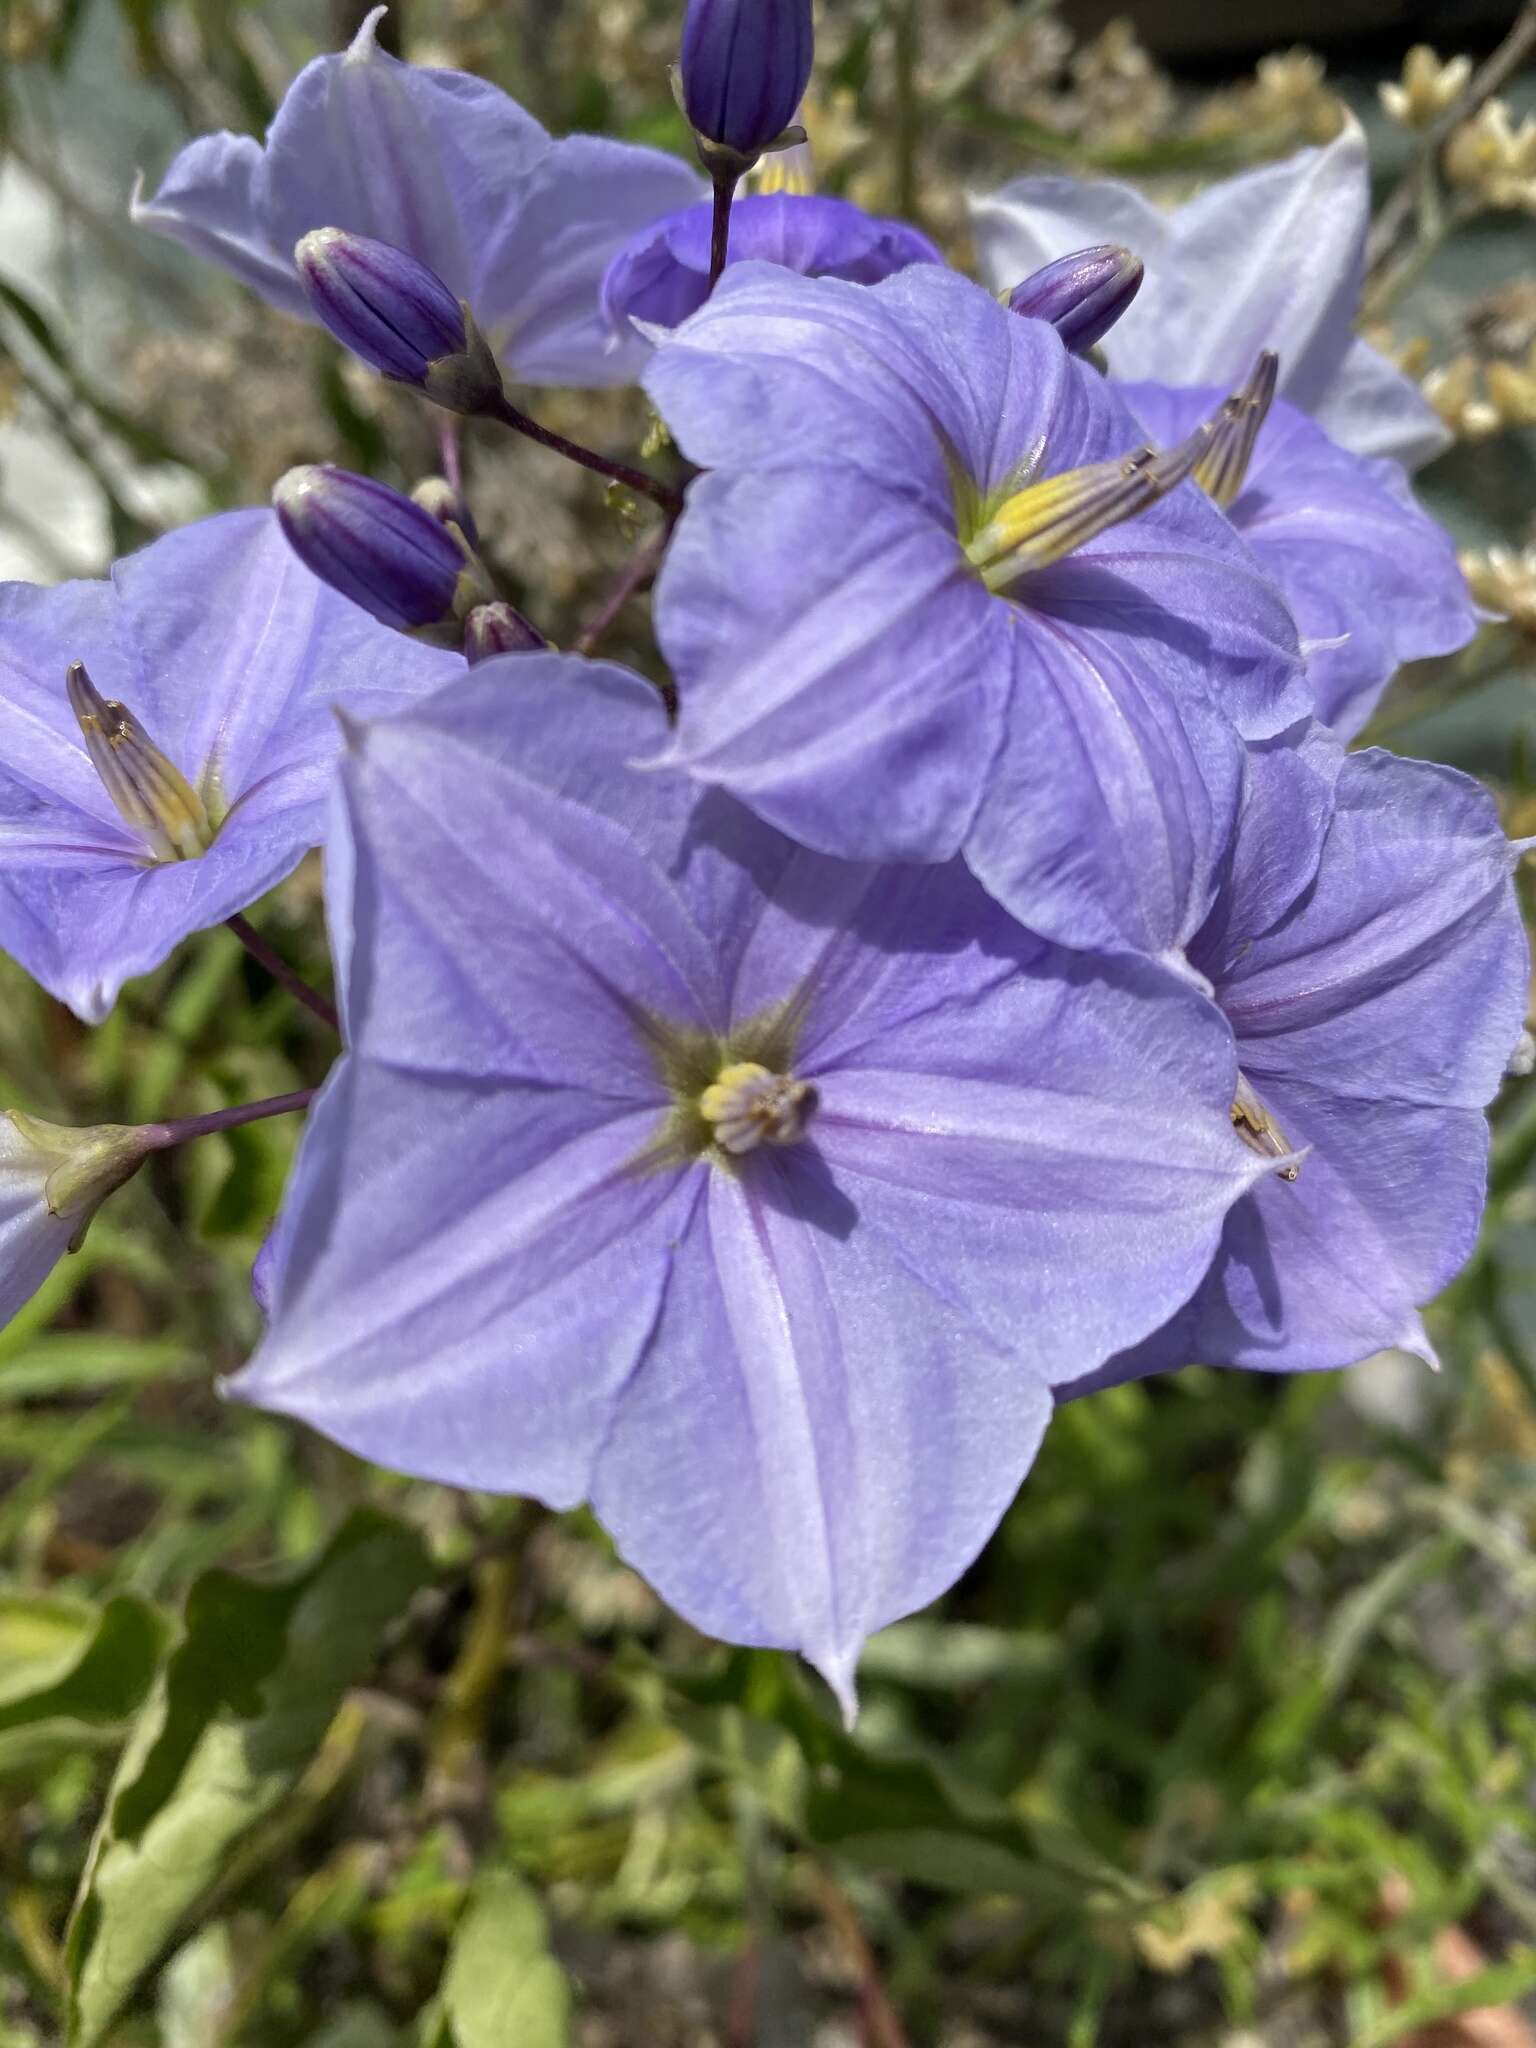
(1, 2, 1535, 2043)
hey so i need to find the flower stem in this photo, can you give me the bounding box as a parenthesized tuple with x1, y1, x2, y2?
(226, 914, 340, 1034)
(1365, 0, 1536, 279)
(574, 524, 672, 658)
(707, 167, 738, 294)
(143, 1089, 315, 1151)
(481, 393, 680, 514)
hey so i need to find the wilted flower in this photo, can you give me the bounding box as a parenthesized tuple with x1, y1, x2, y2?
(602, 192, 940, 337)
(1379, 45, 1473, 129)
(970, 122, 1448, 467)
(1121, 374, 1477, 735)
(1444, 101, 1536, 212)
(644, 261, 1305, 961)
(1462, 545, 1536, 636)
(1066, 735, 1529, 1390)
(133, 7, 704, 388)
(234, 661, 1277, 1709)
(0, 511, 460, 1020)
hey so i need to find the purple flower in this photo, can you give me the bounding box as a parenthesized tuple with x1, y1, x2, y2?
(132, 7, 704, 389)
(1065, 733, 1529, 1394)
(0, 509, 461, 1022)
(642, 261, 1307, 962)
(680, 0, 813, 159)
(232, 659, 1276, 1708)
(602, 192, 942, 337)
(1119, 379, 1478, 738)
(970, 122, 1447, 468)
(1005, 243, 1144, 356)
(295, 227, 467, 384)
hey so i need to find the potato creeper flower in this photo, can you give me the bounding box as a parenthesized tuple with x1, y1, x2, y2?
(233, 660, 1279, 1711)
(0, 510, 460, 1020)
(643, 261, 1306, 964)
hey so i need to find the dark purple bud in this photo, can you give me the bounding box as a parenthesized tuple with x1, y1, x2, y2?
(294, 228, 503, 414)
(273, 465, 476, 632)
(1006, 244, 1144, 357)
(464, 603, 551, 664)
(680, 0, 813, 160)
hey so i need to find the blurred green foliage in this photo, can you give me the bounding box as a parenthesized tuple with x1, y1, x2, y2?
(0, 1, 1535, 2043)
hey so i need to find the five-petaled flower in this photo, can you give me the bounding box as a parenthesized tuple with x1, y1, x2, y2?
(233, 661, 1279, 1711)
(0, 510, 460, 1021)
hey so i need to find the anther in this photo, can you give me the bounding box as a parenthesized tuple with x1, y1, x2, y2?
(698, 1060, 819, 1155)
(1190, 350, 1279, 508)
(1231, 1072, 1299, 1182)
(66, 661, 212, 863)
(965, 438, 1200, 590)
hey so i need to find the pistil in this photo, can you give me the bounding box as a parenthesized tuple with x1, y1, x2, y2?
(66, 661, 213, 864)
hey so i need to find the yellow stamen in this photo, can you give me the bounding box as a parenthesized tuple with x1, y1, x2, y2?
(965, 436, 1199, 590)
(698, 1060, 819, 1155)
(1192, 350, 1279, 508)
(66, 661, 212, 863)
(1231, 1072, 1299, 1182)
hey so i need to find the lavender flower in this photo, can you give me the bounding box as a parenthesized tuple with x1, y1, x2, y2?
(1120, 376, 1478, 737)
(643, 261, 1307, 962)
(1065, 733, 1529, 1392)
(0, 1113, 149, 1323)
(970, 122, 1447, 467)
(679, 0, 814, 160)
(1005, 244, 1144, 356)
(602, 192, 942, 338)
(232, 660, 1277, 1708)
(0, 510, 461, 1021)
(273, 466, 482, 631)
(132, 7, 704, 389)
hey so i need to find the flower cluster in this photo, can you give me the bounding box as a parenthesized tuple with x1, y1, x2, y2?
(0, 6, 1525, 1712)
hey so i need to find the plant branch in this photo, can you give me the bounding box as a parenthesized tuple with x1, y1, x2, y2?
(574, 524, 672, 657)
(143, 1090, 315, 1150)
(1365, 2, 1536, 279)
(481, 393, 680, 513)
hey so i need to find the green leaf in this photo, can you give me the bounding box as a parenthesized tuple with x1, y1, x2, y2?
(0, 1595, 168, 1776)
(441, 1870, 571, 2048)
(64, 1509, 431, 2047)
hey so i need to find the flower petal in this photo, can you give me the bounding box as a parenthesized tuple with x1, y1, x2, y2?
(229, 1057, 688, 1503)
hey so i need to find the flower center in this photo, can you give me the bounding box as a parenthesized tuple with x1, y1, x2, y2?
(698, 1060, 819, 1154)
(67, 661, 214, 864)
(1231, 1071, 1299, 1182)
(1189, 350, 1277, 508)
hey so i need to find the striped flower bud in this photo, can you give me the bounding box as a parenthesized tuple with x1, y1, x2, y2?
(680, 0, 813, 162)
(273, 466, 485, 632)
(295, 228, 503, 415)
(1006, 245, 1144, 357)
(464, 603, 550, 664)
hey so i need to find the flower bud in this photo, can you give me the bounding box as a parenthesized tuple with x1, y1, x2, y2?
(1006, 244, 1144, 357)
(0, 1112, 148, 1325)
(274, 465, 486, 632)
(679, 0, 813, 162)
(294, 227, 503, 414)
(464, 603, 550, 664)
(411, 475, 480, 551)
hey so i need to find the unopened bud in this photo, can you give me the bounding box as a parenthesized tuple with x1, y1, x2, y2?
(274, 465, 488, 632)
(679, 0, 813, 164)
(1, 1112, 149, 1325)
(464, 602, 550, 664)
(295, 227, 503, 415)
(1006, 245, 1144, 357)
(410, 476, 480, 551)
